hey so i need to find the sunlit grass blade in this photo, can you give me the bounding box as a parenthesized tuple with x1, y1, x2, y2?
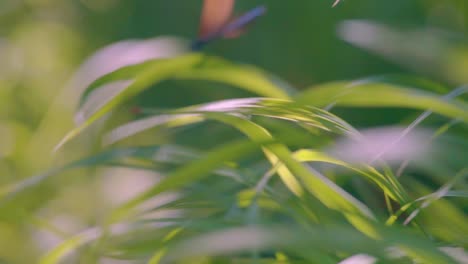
(109, 112, 375, 229)
(96, 97, 374, 222)
(104, 97, 359, 146)
(205, 113, 373, 217)
(39, 235, 84, 264)
(38, 223, 134, 264)
(147, 227, 184, 264)
(292, 149, 409, 205)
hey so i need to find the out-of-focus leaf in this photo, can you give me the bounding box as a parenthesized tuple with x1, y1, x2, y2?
(79, 56, 292, 113)
(339, 254, 376, 264)
(147, 227, 183, 264)
(57, 55, 293, 151)
(0, 146, 160, 202)
(338, 20, 468, 84)
(38, 236, 83, 264)
(347, 74, 450, 94)
(38, 223, 132, 264)
(55, 54, 204, 151)
(160, 225, 456, 263)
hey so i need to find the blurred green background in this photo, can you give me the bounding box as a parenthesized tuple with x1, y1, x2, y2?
(0, 0, 467, 263)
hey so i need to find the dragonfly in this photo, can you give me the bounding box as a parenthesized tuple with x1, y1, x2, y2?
(191, 0, 267, 50)
(191, 0, 342, 50)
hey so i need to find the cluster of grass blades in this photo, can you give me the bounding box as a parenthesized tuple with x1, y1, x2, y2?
(2, 54, 467, 263)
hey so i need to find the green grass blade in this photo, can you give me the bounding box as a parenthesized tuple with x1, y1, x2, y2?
(55, 54, 204, 151)
(58, 55, 294, 151)
(110, 139, 260, 222)
(39, 235, 84, 264)
(297, 82, 468, 122)
(109, 112, 373, 224)
(205, 113, 373, 217)
(104, 98, 358, 146)
(293, 149, 409, 204)
(173, 63, 292, 99)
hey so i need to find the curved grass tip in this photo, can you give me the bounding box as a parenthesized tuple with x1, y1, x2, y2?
(333, 0, 342, 7)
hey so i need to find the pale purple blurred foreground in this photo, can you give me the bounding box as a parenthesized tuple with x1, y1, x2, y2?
(328, 126, 432, 166)
(71, 37, 188, 92)
(72, 35, 187, 208)
(73, 37, 188, 124)
(34, 37, 188, 263)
